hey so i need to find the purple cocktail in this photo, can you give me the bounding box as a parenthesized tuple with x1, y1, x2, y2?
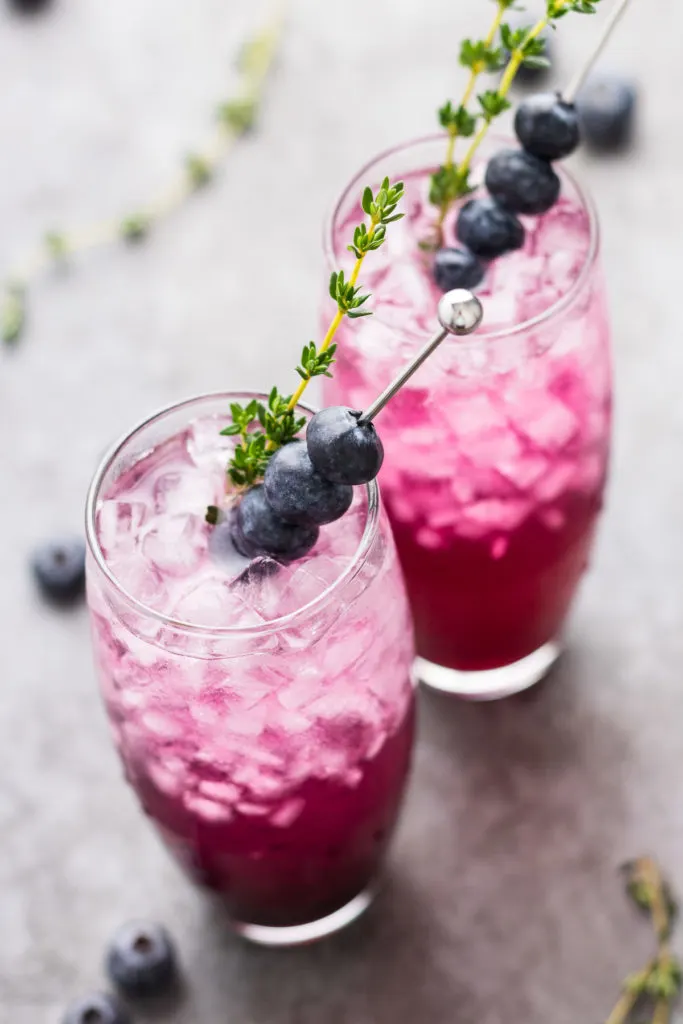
(325, 136, 612, 698)
(86, 393, 415, 944)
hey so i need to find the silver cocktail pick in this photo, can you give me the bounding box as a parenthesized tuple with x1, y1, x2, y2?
(358, 289, 484, 425)
(563, 0, 631, 104)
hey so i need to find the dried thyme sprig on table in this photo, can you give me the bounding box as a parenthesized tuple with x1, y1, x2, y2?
(428, 0, 606, 242)
(604, 859, 682, 1024)
(1, 3, 286, 346)
(212, 178, 405, 500)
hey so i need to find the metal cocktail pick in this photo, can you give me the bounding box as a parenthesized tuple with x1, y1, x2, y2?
(563, 0, 631, 104)
(358, 288, 484, 425)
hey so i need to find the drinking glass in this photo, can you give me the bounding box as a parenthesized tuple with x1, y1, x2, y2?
(324, 135, 611, 699)
(85, 392, 415, 945)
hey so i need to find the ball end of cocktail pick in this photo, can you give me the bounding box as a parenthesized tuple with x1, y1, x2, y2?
(437, 288, 484, 337)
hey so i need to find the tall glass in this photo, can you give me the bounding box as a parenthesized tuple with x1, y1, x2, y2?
(324, 135, 612, 700)
(85, 393, 415, 946)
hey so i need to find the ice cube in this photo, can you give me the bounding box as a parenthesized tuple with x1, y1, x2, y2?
(540, 508, 566, 530)
(153, 470, 219, 516)
(185, 417, 234, 469)
(498, 453, 549, 493)
(307, 691, 385, 761)
(198, 779, 240, 804)
(532, 198, 590, 264)
(184, 792, 233, 823)
(171, 573, 259, 628)
(512, 393, 579, 452)
(491, 537, 508, 560)
(457, 498, 530, 539)
(141, 710, 186, 740)
(415, 526, 444, 550)
(148, 757, 187, 798)
(97, 500, 148, 555)
(445, 393, 505, 437)
(270, 798, 305, 828)
(534, 460, 577, 502)
(109, 555, 168, 610)
(142, 513, 208, 577)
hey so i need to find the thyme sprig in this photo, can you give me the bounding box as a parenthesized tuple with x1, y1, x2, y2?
(217, 178, 404, 498)
(1, 3, 285, 346)
(604, 859, 682, 1024)
(429, 0, 605, 235)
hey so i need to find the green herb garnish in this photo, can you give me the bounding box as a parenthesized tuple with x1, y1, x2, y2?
(217, 178, 405, 497)
(1, 5, 284, 346)
(429, 0, 605, 237)
(604, 859, 682, 1024)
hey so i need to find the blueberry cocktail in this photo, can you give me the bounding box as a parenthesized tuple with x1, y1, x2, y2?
(85, 179, 424, 945)
(86, 393, 414, 944)
(325, 1, 615, 697)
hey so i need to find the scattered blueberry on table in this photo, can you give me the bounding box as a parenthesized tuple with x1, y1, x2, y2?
(576, 74, 637, 151)
(31, 538, 86, 603)
(105, 921, 179, 999)
(7, 0, 53, 12)
(62, 992, 130, 1024)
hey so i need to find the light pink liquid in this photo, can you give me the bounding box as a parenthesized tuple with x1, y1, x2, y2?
(87, 407, 415, 928)
(326, 149, 611, 673)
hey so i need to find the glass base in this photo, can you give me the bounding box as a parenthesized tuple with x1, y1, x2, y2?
(233, 886, 375, 947)
(415, 640, 561, 701)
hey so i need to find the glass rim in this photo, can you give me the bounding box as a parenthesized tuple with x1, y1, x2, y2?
(85, 391, 381, 638)
(322, 131, 601, 344)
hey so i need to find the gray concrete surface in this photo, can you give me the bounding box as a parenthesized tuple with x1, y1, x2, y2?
(0, 1, 680, 1021)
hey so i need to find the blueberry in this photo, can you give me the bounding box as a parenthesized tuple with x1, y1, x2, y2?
(62, 992, 130, 1024)
(433, 247, 485, 292)
(31, 537, 86, 603)
(307, 406, 384, 486)
(514, 92, 581, 161)
(230, 485, 319, 562)
(264, 440, 353, 527)
(106, 921, 178, 999)
(576, 75, 636, 151)
(456, 197, 524, 259)
(485, 149, 560, 215)
(8, 0, 52, 11)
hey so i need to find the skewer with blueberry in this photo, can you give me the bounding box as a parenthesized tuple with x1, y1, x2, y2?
(434, 0, 632, 293)
(227, 289, 485, 563)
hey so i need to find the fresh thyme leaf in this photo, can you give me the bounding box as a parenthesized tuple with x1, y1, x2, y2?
(120, 214, 150, 244)
(428, 0, 606, 226)
(1, 283, 25, 345)
(217, 97, 257, 134)
(478, 89, 512, 121)
(215, 179, 404, 499)
(438, 101, 478, 137)
(459, 39, 506, 72)
(45, 231, 68, 260)
(186, 154, 212, 188)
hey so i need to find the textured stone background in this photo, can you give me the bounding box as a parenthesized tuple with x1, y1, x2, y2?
(1, 1, 680, 1022)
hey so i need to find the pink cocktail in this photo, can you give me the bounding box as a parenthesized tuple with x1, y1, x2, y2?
(85, 393, 415, 945)
(325, 136, 612, 698)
